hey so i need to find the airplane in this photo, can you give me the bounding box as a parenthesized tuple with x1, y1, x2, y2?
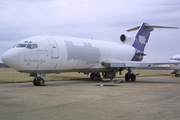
(1, 22, 178, 86)
(152, 54, 180, 77)
(168, 54, 180, 77)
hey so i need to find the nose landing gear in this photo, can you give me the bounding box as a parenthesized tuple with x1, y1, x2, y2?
(33, 77, 45, 86)
(30, 73, 46, 86)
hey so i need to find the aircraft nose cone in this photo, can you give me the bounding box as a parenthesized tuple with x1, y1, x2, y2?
(1, 49, 19, 68)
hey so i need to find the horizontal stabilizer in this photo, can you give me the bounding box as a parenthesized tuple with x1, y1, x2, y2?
(127, 24, 179, 32)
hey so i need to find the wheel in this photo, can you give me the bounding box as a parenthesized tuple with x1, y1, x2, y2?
(38, 78, 45, 86)
(131, 74, 136, 82)
(33, 78, 38, 86)
(90, 73, 95, 80)
(125, 73, 130, 81)
(175, 74, 177, 77)
(95, 72, 100, 78)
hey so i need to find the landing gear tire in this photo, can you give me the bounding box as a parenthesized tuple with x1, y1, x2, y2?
(33, 78, 45, 86)
(131, 74, 136, 82)
(33, 78, 38, 86)
(90, 73, 95, 80)
(175, 74, 180, 77)
(125, 73, 136, 82)
(95, 72, 100, 78)
(38, 78, 45, 86)
(125, 73, 130, 81)
(90, 72, 101, 80)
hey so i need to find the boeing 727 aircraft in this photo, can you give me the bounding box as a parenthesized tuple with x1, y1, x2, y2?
(1, 22, 178, 86)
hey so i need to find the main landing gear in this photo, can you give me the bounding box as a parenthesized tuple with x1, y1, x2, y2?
(124, 68, 136, 82)
(90, 70, 117, 82)
(33, 77, 45, 86)
(175, 70, 180, 77)
(89, 68, 136, 82)
(90, 72, 101, 80)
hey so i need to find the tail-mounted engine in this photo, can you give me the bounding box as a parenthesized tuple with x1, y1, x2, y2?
(120, 34, 134, 45)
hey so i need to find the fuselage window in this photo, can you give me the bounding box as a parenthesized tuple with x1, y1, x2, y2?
(16, 44, 27, 48)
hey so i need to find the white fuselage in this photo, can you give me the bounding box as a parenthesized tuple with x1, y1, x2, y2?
(169, 54, 180, 70)
(2, 35, 135, 74)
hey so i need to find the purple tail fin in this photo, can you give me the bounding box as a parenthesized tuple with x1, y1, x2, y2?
(129, 22, 178, 61)
(132, 23, 153, 52)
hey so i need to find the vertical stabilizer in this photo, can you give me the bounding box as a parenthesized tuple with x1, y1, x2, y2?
(132, 23, 153, 52)
(127, 22, 178, 61)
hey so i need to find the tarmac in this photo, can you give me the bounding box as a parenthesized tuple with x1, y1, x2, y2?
(1, 76, 180, 120)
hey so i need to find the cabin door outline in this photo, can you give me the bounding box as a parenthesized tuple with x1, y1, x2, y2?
(48, 38, 59, 59)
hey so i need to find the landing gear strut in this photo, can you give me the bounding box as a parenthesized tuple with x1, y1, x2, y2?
(102, 69, 117, 82)
(33, 77, 45, 86)
(125, 68, 136, 82)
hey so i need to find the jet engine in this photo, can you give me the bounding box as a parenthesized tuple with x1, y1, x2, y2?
(120, 34, 134, 45)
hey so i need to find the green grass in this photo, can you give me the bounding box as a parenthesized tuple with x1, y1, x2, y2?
(0, 68, 173, 83)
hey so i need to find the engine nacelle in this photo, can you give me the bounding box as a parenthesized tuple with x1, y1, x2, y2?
(120, 34, 134, 45)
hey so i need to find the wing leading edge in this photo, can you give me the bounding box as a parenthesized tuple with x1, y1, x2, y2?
(102, 60, 180, 68)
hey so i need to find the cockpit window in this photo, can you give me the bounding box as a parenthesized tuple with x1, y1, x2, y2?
(27, 44, 31, 49)
(15, 43, 38, 49)
(26, 44, 38, 49)
(16, 44, 27, 48)
(170, 58, 180, 61)
(32, 44, 38, 49)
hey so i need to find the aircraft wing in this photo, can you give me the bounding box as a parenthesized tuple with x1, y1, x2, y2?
(101, 60, 153, 68)
(153, 62, 180, 65)
(101, 60, 180, 68)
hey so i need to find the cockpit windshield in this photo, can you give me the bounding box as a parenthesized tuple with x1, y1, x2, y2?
(15, 44, 38, 49)
(26, 44, 38, 49)
(170, 58, 180, 61)
(16, 44, 27, 48)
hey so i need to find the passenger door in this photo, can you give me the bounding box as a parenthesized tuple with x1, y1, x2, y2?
(48, 38, 59, 59)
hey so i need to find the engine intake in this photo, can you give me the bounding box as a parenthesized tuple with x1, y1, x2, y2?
(120, 34, 126, 42)
(120, 34, 134, 45)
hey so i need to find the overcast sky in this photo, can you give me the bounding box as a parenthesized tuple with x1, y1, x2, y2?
(0, 0, 180, 63)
